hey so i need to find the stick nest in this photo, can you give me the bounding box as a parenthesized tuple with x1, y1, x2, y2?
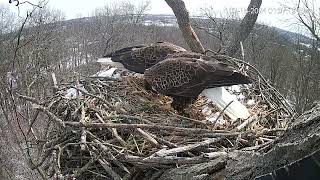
(20, 58, 294, 179)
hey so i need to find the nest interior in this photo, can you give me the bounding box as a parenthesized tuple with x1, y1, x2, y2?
(20, 61, 293, 179)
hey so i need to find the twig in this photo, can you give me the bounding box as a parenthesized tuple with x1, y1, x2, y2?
(136, 128, 161, 148)
(149, 134, 178, 148)
(119, 154, 227, 166)
(64, 121, 236, 135)
(236, 115, 258, 130)
(153, 138, 221, 157)
(215, 100, 234, 125)
(17, 94, 65, 126)
(51, 72, 58, 91)
(98, 159, 122, 180)
(91, 139, 130, 174)
(171, 112, 207, 125)
(95, 113, 127, 146)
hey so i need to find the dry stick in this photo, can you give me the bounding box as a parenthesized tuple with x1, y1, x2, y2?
(35, 105, 65, 126)
(80, 130, 87, 151)
(132, 135, 141, 154)
(136, 128, 161, 148)
(242, 139, 275, 152)
(18, 94, 65, 126)
(80, 105, 88, 151)
(153, 138, 221, 157)
(214, 100, 234, 125)
(27, 109, 39, 135)
(95, 113, 127, 146)
(72, 87, 121, 113)
(71, 97, 91, 117)
(34, 137, 78, 170)
(236, 115, 258, 130)
(203, 151, 228, 158)
(257, 128, 287, 137)
(64, 121, 236, 135)
(74, 157, 96, 177)
(16, 110, 38, 140)
(51, 72, 58, 92)
(119, 154, 227, 166)
(105, 114, 152, 124)
(86, 131, 135, 154)
(91, 139, 130, 174)
(86, 170, 109, 179)
(17, 94, 42, 105)
(98, 159, 122, 180)
(171, 112, 207, 125)
(149, 133, 178, 148)
(52, 150, 62, 178)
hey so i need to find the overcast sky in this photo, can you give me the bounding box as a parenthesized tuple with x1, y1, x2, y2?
(3, 0, 303, 32)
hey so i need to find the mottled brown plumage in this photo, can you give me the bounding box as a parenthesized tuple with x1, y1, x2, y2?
(144, 57, 252, 112)
(104, 42, 186, 73)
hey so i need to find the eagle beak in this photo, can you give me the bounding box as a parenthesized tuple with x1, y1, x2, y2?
(97, 58, 125, 69)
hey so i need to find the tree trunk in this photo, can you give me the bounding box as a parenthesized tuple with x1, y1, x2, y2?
(224, 0, 263, 57)
(164, 0, 205, 53)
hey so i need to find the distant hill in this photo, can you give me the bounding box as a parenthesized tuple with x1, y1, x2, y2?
(61, 14, 313, 46)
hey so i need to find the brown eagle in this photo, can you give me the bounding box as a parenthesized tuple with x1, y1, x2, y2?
(144, 57, 252, 114)
(103, 42, 186, 73)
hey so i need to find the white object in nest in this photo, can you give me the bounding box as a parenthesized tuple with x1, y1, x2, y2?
(96, 58, 129, 78)
(237, 94, 246, 101)
(97, 58, 124, 69)
(201, 105, 212, 117)
(95, 68, 118, 78)
(201, 87, 250, 121)
(228, 85, 241, 93)
(65, 85, 87, 99)
(247, 99, 256, 107)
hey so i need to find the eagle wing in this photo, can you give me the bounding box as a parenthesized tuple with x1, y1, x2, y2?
(144, 57, 251, 97)
(104, 42, 186, 73)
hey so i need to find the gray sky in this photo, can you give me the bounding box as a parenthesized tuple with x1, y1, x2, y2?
(3, 0, 302, 32)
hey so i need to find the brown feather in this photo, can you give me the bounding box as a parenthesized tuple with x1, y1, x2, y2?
(104, 42, 186, 73)
(144, 57, 252, 98)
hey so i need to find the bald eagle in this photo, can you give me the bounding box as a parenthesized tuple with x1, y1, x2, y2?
(101, 42, 186, 73)
(99, 42, 252, 120)
(144, 57, 252, 120)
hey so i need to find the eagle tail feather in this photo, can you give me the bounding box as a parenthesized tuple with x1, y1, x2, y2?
(206, 72, 252, 88)
(201, 87, 250, 121)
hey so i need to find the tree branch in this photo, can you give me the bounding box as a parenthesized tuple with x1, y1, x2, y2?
(224, 0, 263, 57)
(164, 0, 205, 53)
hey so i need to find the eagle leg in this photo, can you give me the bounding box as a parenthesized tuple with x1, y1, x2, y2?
(171, 96, 198, 115)
(144, 79, 158, 93)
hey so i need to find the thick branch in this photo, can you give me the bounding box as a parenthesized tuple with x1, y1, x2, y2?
(165, 0, 205, 53)
(224, 0, 263, 57)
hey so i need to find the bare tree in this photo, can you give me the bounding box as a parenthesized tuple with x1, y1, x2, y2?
(281, 0, 320, 112)
(295, 0, 320, 41)
(224, 0, 263, 56)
